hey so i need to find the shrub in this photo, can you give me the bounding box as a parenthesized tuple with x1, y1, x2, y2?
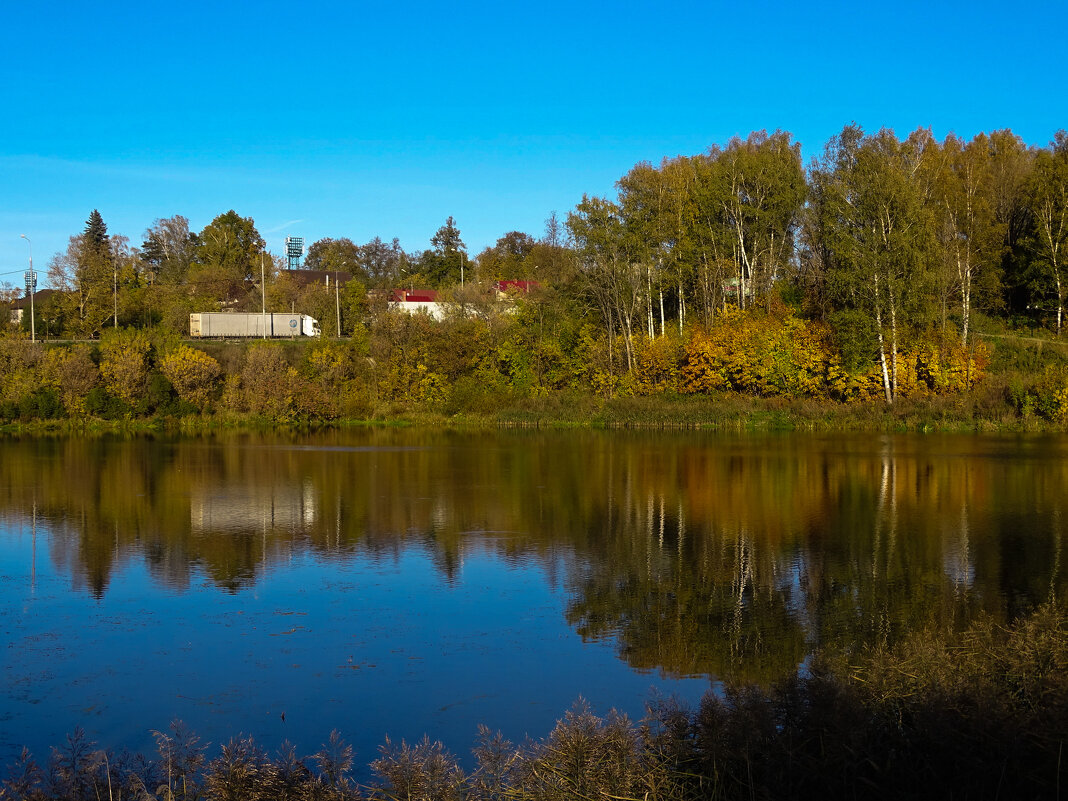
(99, 329, 152, 409)
(159, 345, 222, 411)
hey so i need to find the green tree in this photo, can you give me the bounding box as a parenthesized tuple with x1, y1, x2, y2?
(814, 126, 936, 403)
(360, 236, 407, 287)
(716, 131, 807, 310)
(305, 237, 367, 282)
(47, 211, 115, 337)
(988, 130, 1036, 315)
(617, 162, 668, 338)
(476, 231, 537, 282)
(568, 195, 642, 372)
(192, 210, 265, 304)
(421, 216, 467, 287)
(932, 133, 1005, 343)
(1027, 132, 1068, 334)
(141, 215, 195, 285)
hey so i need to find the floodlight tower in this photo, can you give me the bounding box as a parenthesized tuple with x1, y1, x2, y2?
(284, 236, 305, 270)
(20, 234, 36, 342)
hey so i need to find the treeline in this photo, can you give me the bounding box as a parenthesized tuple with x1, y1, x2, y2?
(2, 125, 1068, 418)
(4, 602, 1065, 800)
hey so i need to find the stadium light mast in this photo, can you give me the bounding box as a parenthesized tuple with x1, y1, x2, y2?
(20, 234, 36, 343)
(284, 236, 304, 271)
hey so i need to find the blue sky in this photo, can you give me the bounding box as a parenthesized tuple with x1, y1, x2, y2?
(2, 0, 1065, 287)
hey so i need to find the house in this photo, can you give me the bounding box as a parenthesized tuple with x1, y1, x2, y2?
(281, 269, 354, 289)
(387, 289, 444, 320)
(7, 289, 61, 325)
(493, 279, 540, 298)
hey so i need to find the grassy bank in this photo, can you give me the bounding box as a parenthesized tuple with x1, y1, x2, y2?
(5, 603, 1065, 800)
(4, 315, 1068, 436)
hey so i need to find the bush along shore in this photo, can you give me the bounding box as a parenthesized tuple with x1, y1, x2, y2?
(4, 602, 1065, 801)
(2, 310, 1068, 435)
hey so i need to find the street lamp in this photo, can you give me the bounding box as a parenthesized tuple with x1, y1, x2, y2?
(19, 234, 36, 343)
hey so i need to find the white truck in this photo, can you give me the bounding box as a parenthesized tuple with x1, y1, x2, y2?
(189, 312, 321, 338)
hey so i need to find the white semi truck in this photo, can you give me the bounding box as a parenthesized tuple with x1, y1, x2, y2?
(189, 312, 321, 338)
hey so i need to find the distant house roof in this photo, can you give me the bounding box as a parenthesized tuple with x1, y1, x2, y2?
(8, 289, 63, 324)
(388, 289, 439, 303)
(494, 279, 540, 295)
(9, 289, 61, 309)
(283, 269, 354, 288)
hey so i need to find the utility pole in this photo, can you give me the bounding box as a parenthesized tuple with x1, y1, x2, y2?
(335, 271, 341, 339)
(19, 235, 36, 343)
(261, 252, 267, 339)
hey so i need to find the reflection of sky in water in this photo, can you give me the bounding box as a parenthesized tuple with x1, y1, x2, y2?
(0, 520, 710, 772)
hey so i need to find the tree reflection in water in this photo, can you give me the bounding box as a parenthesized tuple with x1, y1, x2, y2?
(0, 430, 1065, 684)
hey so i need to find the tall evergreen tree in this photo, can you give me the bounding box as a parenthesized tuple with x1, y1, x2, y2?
(84, 209, 109, 256)
(422, 217, 467, 287)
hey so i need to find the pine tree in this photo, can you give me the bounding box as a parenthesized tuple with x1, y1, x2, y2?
(84, 209, 109, 260)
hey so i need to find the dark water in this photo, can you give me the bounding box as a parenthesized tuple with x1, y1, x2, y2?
(1, 429, 1065, 769)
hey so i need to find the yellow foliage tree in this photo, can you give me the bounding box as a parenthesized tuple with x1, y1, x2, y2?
(680, 309, 834, 398)
(0, 338, 42, 407)
(633, 334, 682, 395)
(239, 344, 295, 419)
(99, 329, 151, 407)
(41, 345, 99, 416)
(159, 345, 222, 410)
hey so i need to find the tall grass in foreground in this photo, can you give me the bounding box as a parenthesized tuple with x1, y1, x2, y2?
(4, 603, 1066, 800)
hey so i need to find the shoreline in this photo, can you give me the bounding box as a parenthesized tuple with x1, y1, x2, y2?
(1, 392, 1063, 437)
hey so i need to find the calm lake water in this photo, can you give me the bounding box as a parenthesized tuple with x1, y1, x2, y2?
(1, 429, 1065, 769)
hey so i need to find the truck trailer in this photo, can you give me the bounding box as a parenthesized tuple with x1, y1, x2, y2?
(190, 312, 321, 338)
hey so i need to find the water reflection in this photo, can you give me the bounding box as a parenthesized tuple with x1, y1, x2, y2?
(1, 430, 1065, 685)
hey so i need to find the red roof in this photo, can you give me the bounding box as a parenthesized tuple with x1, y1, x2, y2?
(494, 280, 540, 294)
(389, 289, 439, 303)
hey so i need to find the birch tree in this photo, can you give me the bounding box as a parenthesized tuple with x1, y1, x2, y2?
(816, 126, 934, 403)
(1027, 132, 1068, 334)
(933, 134, 1004, 344)
(567, 195, 643, 371)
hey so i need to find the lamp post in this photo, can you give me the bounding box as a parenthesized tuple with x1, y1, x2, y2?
(19, 235, 36, 343)
(261, 252, 267, 340)
(335, 268, 341, 339)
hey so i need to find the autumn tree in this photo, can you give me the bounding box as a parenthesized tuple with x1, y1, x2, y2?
(568, 195, 643, 372)
(813, 126, 936, 403)
(931, 134, 1005, 343)
(1026, 131, 1068, 334)
(191, 210, 265, 304)
(141, 215, 196, 285)
(360, 237, 408, 287)
(47, 210, 115, 337)
(305, 237, 367, 282)
(476, 231, 537, 282)
(159, 345, 222, 410)
(99, 329, 152, 409)
(42, 345, 100, 416)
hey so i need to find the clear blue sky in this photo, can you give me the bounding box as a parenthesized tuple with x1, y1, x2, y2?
(2, 0, 1065, 287)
